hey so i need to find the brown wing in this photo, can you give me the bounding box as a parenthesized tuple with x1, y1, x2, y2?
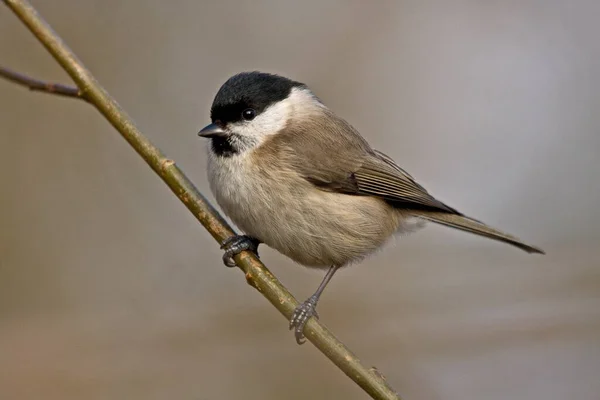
(272, 111, 458, 214)
(354, 151, 459, 213)
(262, 112, 545, 254)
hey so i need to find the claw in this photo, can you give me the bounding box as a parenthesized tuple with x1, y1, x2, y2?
(289, 296, 319, 344)
(220, 235, 260, 267)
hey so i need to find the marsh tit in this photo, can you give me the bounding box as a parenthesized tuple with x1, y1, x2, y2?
(198, 71, 543, 344)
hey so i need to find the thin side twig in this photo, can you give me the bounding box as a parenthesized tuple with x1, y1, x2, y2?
(1, 1, 402, 399)
(0, 65, 87, 101)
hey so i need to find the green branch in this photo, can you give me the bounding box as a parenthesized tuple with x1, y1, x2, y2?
(1, 1, 401, 398)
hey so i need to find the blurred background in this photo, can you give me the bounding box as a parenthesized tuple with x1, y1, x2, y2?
(1, 1, 599, 399)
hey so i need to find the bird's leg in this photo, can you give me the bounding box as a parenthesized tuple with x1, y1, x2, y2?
(289, 264, 340, 344)
(220, 235, 261, 267)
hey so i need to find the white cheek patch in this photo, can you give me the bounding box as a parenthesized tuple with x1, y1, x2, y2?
(228, 87, 323, 146)
(229, 99, 290, 140)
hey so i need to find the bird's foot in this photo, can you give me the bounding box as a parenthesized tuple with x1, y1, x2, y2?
(289, 295, 320, 344)
(220, 235, 260, 267)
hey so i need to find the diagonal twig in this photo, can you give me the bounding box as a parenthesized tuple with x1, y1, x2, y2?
(1, 1, 402, 399)
(0, 65, 87, 100)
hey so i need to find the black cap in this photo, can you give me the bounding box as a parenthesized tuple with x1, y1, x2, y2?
(210, 71, 306, 124)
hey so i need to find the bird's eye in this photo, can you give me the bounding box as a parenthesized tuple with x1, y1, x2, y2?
(242, 108, 256, 121)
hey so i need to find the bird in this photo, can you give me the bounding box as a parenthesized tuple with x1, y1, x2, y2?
(197, 71, 544, 344)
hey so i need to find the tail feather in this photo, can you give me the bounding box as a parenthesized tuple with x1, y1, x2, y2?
(411, 211, 545, 254)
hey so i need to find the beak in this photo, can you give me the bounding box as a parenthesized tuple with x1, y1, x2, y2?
(198, 123, 226, 138)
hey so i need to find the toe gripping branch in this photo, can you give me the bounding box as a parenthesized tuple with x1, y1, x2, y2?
(220, 235, 260, 267)
(289, 295, 319, 344)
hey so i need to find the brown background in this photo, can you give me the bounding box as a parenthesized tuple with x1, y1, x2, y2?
(1, 1, 599, 399)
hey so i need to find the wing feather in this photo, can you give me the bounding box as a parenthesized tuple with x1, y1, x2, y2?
(355, 155, 459, 213)
(267, 110, 457, 213)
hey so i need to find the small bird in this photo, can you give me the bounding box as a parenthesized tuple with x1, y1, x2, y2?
(198, 71, 544, 344)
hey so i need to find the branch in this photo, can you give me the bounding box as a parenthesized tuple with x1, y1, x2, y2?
(0, 65, 87, 101)
(1, 1, 401, 399)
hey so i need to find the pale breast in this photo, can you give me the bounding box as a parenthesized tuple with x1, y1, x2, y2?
(207, 150, 269, 235)
(207, 149, 412, 268)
